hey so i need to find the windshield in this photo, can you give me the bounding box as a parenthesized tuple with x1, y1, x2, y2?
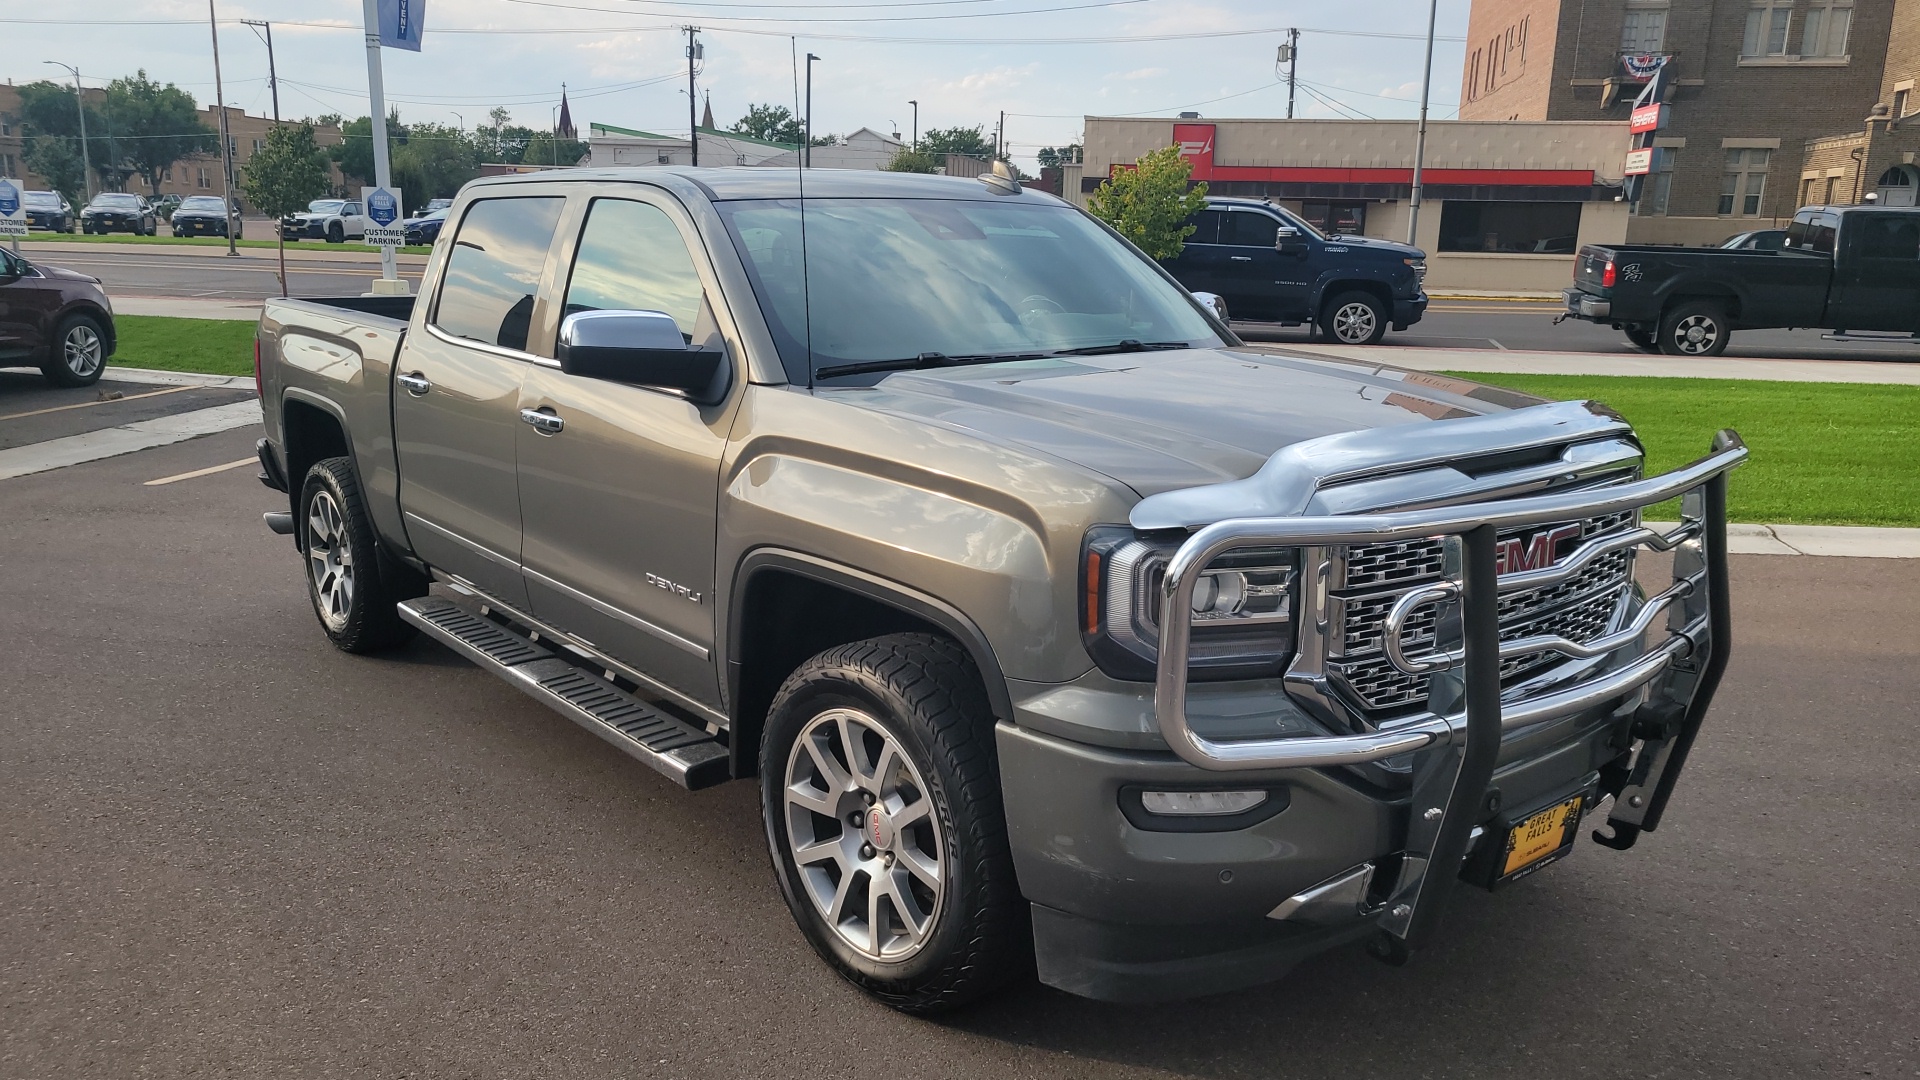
(716, 198, 1221, 383)
(180, 196, 225, 210)
(307, 200, 345, 214)
(25, 192, 60, 207)
(92, 194, 140, 207)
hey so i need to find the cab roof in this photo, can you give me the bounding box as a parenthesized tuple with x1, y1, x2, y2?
(466, 165, 1065, 205)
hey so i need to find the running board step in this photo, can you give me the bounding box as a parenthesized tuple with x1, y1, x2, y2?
(398, 597, 731, 790)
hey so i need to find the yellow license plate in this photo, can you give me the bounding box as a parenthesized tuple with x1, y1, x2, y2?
(1501, 796, 1584, 878)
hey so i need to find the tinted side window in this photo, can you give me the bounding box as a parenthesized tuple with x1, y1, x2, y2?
(562, 199, 705, 338)
(1809, 214, 1839, 254)
(432, 196, 565, 352)
(1224, 210, 1280, 248)
(1852, 213, 1920, 260)
(1185, 209, 1227, 246)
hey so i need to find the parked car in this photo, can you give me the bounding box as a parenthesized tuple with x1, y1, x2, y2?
(79, 192, 157, 235)
(23, 190, 77, 233)
(1562, 204, 1920, 355)
(401, 206, 449, 246)
(154, 194, 184, 220)
(1719, 228, 1789, 251)
(256, 167, 1744, 1012)
(170, 195, 242, 238)
(0, 247, 116, 386)
(421, 197, 453, 213)
(1159, 196, 1428, 344)
(280, 198, 369, 243)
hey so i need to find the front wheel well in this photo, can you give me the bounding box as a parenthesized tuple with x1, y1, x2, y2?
(1318, 279, 1393, 314)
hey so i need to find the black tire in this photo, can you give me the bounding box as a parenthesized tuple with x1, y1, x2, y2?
(1657, 300, 1732, 357)
(326, 222, 344, 244)
(40, 313, 109, 388)
(1624, 326, 1659, 353)
(761, 633, 1029, 1014)
(296, 457, 424, 653)
(1320, 289, 1390, 345)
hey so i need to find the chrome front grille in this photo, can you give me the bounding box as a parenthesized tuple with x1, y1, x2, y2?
(1325, 510, 1638, 716)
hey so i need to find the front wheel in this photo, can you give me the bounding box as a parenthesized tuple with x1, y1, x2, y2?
(41, 314, 108, 387)
(297, 457, 424, 653)
(761, 633, 1029, 1014)
(1320, 290, 1390, 345)
(1657, 301, 1732, 357)
(326, 222, 344, 244)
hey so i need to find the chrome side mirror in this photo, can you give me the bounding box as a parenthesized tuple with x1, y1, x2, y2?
(1192, 291, 1229, 322)
(1275, 226, 1309, 255)
(556, 309, 731, 406)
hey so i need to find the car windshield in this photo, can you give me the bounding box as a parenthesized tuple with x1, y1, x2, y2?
(716, 198, 1222, 383)
(25, 192, 60, 207)
(180, 196, 225, 210)
(92, 194, 140, 207)
(307, 200, 345, 214)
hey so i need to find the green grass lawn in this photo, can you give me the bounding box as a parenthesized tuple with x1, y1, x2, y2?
(22, 231, 430, 256)
(110, 315, 257, 378)
(1446, 372, 1920, 527)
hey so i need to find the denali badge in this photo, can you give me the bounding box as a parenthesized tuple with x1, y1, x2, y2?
(1495, 523, 1583, 575)
(645, 573, 703, 604)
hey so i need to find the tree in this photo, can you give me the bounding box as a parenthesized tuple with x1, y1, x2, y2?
(729, 103, 803, 146)
(392, 123, 478, 200)
(1037, 143, 1082, 168)
(919, 125, 994, 160)
(1085, 145, 1209, 261)
(518, 132, 587, 168)
(24, 138, 87, 206)
(13, 79, 111, 198)
(100, 71, 218, 196)
(884, 148, 941, 173)
(329, 111, 406, 187)
(241, 123, 332, 296)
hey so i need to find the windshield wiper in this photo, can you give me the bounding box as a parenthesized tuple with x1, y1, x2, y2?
(814, 350, 1046, 379)
(1047, 339, 1189, 357)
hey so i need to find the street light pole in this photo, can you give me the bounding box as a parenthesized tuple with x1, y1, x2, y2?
(241, 20, 279, 123)
(805, 53, 819, 167)
(908, 99, 917, 151)
(44, 61, 93, 202)
(1407, 0, 1437, 248)
(208, 0, 239, 256)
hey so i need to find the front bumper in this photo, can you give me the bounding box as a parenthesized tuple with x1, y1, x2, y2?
(1002, 434, 1746, 1000)
(83, 216, 138, 231)
(1393, 293, 1428, 329)
(1562, 287, 1611, 320)
(280, 220, 326, 239)
(173, 217, 229, 235)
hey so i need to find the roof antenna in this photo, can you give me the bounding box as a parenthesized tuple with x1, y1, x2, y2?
(793, 36, 813, 387)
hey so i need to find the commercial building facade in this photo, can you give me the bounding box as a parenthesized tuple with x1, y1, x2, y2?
(1078, 116, 1631, 292)
(586, 122, 907, 170)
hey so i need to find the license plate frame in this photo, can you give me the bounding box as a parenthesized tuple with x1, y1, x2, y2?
(1494, 794, 1586, 886)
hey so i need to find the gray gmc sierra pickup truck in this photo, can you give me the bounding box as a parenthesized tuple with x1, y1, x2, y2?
(254, 167, 1746, 1012)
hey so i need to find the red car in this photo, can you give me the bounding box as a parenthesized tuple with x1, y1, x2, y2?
(0, 247, 117, 386)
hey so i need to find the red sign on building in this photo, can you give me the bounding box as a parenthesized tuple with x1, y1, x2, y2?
(1629, 103, 1668, 135)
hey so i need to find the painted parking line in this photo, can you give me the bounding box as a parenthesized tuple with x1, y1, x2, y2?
(0, 385, 195, 423)
(0, 401, 260, 482)
(144, 456, 256, 487)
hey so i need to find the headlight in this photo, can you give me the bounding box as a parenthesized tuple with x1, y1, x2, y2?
(1081, 526, 1297, 681)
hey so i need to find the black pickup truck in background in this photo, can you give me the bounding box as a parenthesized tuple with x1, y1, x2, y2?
(1561, 204, 1920, 356)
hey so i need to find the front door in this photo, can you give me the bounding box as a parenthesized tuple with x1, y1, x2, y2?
(393, 194, 567, 607)
(1215, 207, 1301, 322)
(515, 192, 737, 709)
(1829, 210, 1920, 333)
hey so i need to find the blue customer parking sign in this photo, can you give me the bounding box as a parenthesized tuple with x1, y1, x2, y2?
(367, 188, 399, 226)
(0, 180, 19, 216)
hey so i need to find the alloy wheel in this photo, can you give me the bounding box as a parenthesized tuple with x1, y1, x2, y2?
(304, 489, 355, 631)
(1672, 314, 1720, 355)
(63, 325, 104, 379)
(1331, 301, 1379, 344)
(783, 707, 945, 962)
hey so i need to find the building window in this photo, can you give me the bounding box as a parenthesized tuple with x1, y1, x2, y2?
(1642, 149, 1678, 215)
(1895, 89, 1911, 117)
(1621, 4, 1668, 54)
(1299, 201, 1369, 234)
(1437, 201, 1583, 253)
(1801, 0, 1852, 57)
(1720, 148, 1770, 215)
(1743, 2, 1792, 56)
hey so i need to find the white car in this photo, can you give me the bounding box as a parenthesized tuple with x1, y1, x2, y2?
(279, 198, 369, 244)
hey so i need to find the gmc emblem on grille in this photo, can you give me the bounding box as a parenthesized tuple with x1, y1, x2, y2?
(1495, 523, 1583, 574)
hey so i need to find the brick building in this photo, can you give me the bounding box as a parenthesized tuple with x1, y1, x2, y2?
(1460, 0, 1901, 242)
(1797, 0, 1920, 206)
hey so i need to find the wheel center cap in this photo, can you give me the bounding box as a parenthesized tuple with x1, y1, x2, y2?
(865, 806, 894, 851)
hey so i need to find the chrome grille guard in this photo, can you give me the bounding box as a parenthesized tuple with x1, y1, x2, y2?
(1153, 431, 1746, 955)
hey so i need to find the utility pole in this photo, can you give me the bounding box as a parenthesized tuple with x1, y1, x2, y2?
(1407, 0, 1437, 247)
(908, 99, 918, 150)
(805, 53, 819, 167)
(685, 27, 701, 166)
(1279, 29, 1299, 120)
(209, 0, 239, 256)
(361, 0, 399, 288)
(997, 109, 1004, 159)
(43, 62, 92, 201)
(242, 20, 279, 122)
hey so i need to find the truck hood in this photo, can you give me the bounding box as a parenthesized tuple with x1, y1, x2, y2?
(1323, 235, 1425, 259)
(827, 346, 1543, 497)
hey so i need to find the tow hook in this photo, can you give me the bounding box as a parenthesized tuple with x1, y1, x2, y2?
(1551, 312, 1571, 325)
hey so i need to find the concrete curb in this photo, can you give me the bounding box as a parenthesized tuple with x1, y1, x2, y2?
(1647, 521, 1920, 558)
(1427, 293, 1561, 303)
(1279, 341, 1920, 385)
(106, 366, 255, 390)
(23, 240, 431, 265)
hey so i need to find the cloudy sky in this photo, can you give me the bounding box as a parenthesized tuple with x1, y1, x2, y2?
(5, 0, 1469, 170)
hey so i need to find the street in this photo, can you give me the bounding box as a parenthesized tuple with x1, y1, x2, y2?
(1, 371, 1915, 1078)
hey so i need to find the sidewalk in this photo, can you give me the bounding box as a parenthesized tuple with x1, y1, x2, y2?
(1281, 341, 1920, 385)
(117, 296, 266, 321)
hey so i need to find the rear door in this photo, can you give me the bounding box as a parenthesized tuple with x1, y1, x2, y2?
(513, 188, 742, 709)
(393, 192, 567, 607)
(0, 251, 62, 360)
(1828, 211, 1920, 332)
(1161, 208, 1228, 300)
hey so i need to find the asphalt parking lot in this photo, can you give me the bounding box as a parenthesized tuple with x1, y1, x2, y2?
(1, 382, 1916, 1078)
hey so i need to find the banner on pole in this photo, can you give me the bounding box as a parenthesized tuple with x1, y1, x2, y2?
(0, 179, 26, 238)
(377, 0, 425, 51)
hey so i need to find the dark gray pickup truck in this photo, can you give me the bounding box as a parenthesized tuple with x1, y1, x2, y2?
(1561, 204, 1920, 355)
(255, 166, 1746, 1011)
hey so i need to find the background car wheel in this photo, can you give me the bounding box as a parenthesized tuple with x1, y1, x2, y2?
(1624, 327, 1659, 353)
(762, 633, 1030, 1014)
(296, 457, 425, 653)
(326, 222, 345, 244)
(1320, 290, 1390, 345)
(41, 314, 109, 388)
(1657, 301, 1731, 357)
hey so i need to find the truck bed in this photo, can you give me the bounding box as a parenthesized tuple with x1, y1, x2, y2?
(1571, 244, 1833, 328)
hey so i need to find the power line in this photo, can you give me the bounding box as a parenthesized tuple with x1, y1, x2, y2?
(1297, 82, 1374, 120)
(1010, 80, 1285, 119)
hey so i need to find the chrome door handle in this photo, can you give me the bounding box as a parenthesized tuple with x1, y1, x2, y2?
(520, 407, 565, 435)
(397, 372, 432, 396)
(1229, 256, 1254, 261)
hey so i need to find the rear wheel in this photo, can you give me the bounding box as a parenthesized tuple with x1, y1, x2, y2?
(297, 457, 424, 653)
(1657, 300, 1731, 357)
(41, 314, 108, 388)
(1624, 326, 1659, 353)
(1320, 290, 1390, 345)
(762, 633, 1029, 1014)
